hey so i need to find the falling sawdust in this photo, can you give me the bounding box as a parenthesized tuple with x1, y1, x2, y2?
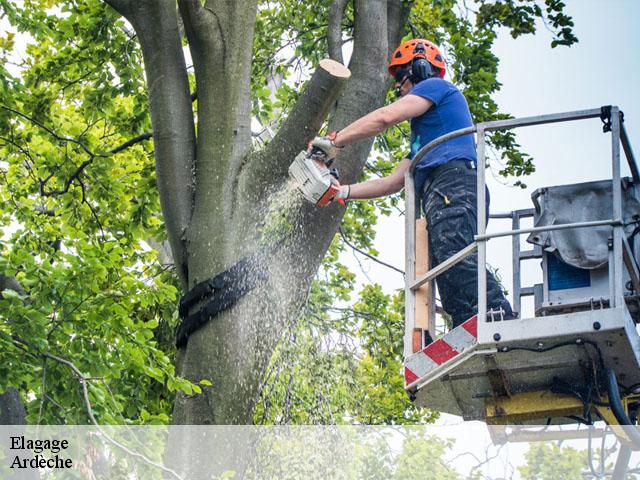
(259, 178, 305, 249)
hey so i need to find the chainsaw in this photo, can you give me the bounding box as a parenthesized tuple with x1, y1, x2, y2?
(288, 146, 344, 207)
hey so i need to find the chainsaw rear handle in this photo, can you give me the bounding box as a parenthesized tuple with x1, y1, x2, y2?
(317, 178, 344, 207)
(330, 177, 345, 206)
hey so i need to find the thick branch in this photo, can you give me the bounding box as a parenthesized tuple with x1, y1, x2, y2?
(104, 0, 196, 288)
(179, 0, 258, 231)
(328, 0, 348, 63)
(0, 275, 26, 296)
(247, 59, 350, 196)
(0, 388, 27, 425)
(387, 0, 413, 60)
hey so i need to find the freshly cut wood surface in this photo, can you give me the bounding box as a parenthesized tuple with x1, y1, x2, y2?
(319, 58, 352, 78)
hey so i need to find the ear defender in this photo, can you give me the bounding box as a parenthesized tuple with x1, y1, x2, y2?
(408, 43, 437, 83)
(410, 58, 435, 83)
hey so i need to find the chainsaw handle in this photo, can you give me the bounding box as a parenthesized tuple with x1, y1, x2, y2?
(330, 178, 347, 206)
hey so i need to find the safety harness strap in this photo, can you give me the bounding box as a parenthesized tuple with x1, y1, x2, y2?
(175, 255, 268, 349)
(178, 256, 256, 318)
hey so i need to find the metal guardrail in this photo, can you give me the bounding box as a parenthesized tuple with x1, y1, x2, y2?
(474, 218, 624, 242)
(403, 106, 638, 359)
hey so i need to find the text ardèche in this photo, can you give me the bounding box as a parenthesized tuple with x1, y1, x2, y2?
(9, 436, 73, 469)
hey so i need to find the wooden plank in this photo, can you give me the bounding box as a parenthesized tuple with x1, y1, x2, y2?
(404, 172, 417, 359)
(412, 329, 422, 354)
(414, 218, 435, 341)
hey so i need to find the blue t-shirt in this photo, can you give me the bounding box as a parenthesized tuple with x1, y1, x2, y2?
(408, 78, 477, 194)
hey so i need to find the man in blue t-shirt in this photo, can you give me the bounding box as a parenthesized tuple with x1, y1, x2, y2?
(312, 39, 514, 328)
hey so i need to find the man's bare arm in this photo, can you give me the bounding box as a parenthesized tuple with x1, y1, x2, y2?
(334, 94, 432, 146)
(346, 158, 411, 200)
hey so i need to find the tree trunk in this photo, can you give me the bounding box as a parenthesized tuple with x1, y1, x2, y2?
(0, 278, 40, 478)
(102, 0, 412, 428)
(0, 388, 27, 425)
(0, 277, 29, 425)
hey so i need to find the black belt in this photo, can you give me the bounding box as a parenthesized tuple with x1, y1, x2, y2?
(422, 159, 476, 194)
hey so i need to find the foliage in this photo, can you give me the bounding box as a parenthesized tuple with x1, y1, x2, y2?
(0, 0, 576, 426)
(518, 442, 586, 480)
(0, 0, 198, 424)
(218, 428, 462, 479)
(255, 278, 437, 425)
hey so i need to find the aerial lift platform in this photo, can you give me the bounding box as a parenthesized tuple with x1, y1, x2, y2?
(403, 107, 640, 439)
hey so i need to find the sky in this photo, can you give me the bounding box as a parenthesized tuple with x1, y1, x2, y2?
(351, 0, 640, 322)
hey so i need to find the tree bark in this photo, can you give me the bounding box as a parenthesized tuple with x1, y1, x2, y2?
(171, 59, 351, 426)
(105, 0, 196, 287)
(0, 388, 27, 425)
(171, 0, 409, 427)
(0, 278, 30, 426)
(0, 276, 27, 425)
(179, 0, 259, 281)
(0, 275, 25, 296)
(328, 0, 348, 63)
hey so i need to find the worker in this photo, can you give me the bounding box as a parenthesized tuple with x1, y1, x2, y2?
(312, 39, 515, 328)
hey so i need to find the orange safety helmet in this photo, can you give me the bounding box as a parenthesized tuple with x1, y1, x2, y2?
(388, 39, 446, 79)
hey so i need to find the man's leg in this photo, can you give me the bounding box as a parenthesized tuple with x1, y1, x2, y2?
(423, 166, 514, 328)
(429, 234, 514, 327)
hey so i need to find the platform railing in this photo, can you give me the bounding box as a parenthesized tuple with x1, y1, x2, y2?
(404, 106, 638, 359)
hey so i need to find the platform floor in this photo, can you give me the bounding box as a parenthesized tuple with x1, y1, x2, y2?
(406, 307, 640, 422)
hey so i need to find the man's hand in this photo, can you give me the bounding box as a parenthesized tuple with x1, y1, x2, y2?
(317, 183, 349, 208)
(310, 131, 342, 160)
(332, 185, 350, 204)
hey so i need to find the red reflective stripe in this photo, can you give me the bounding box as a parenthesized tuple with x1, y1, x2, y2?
(405, 315, 479, 387)
(462, 315, 478, 338)
(405, 367, 418, 384)
(425, 339, 458, 364)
